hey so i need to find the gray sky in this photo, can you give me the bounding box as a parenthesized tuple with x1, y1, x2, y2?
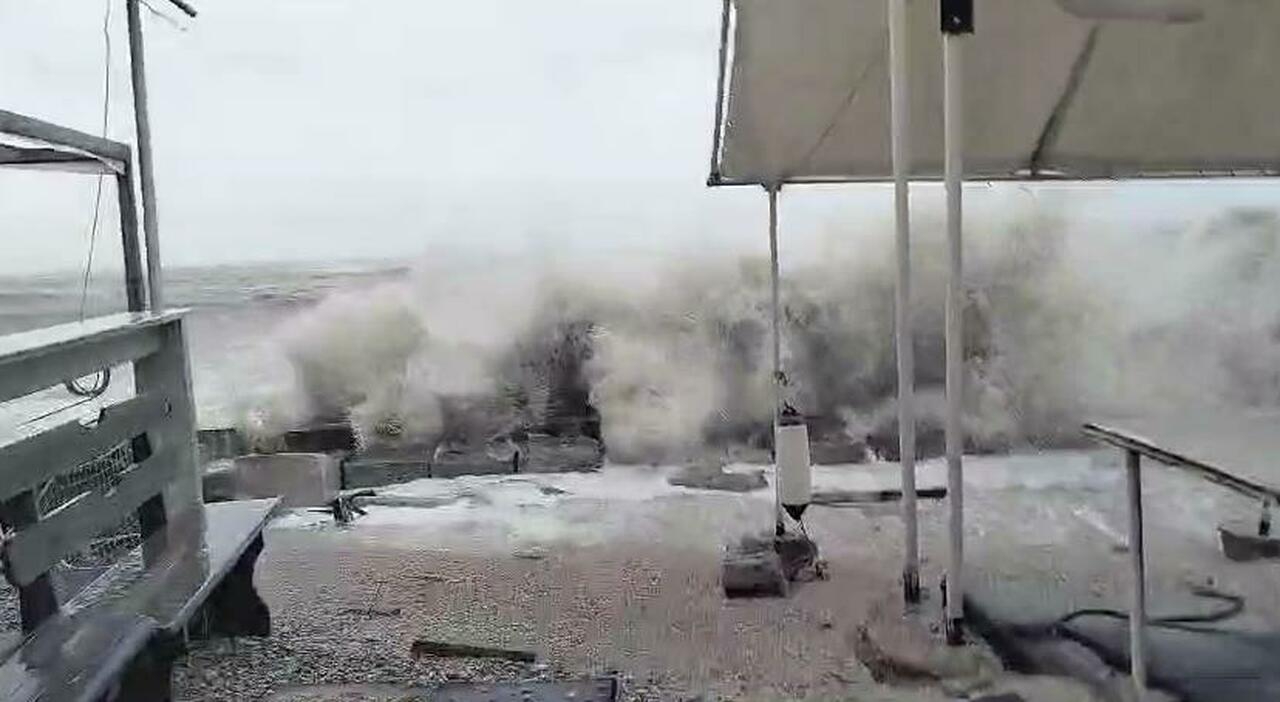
(1, 0, 1278, 274)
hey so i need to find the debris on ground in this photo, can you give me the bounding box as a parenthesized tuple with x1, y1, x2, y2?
(722, 530, 822, 597)
(410, 639, 537, 663)
(668, 461, 767, 493)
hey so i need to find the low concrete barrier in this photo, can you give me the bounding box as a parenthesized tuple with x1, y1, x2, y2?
(202, 453, 341, 508)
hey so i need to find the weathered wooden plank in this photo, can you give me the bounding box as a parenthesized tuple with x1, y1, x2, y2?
(0, 611, 154, 702)
(0, 394, 167, 503)
(64, 498, 280, 633)
(134, 316, 201, 516)
(0, 109, 130, 167)
(4, 452, 177, 587)
(115, 166, 146, 313)
(0, 311, 184, 403)
(0, 145, 112, 172)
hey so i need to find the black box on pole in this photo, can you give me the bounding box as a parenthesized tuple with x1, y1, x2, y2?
(941, 0, 974, 34)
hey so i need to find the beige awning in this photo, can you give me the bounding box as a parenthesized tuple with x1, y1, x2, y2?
(709, 0, 1280, 185)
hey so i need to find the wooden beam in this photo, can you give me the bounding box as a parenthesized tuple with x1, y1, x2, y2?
(126, 0, 165, 310)
(0, 110, 130, 167)
(4, 451, 177, 587)
(116, 165, 147, 312)
(0, 317, 169, 404)
(0, 394, 169, 503)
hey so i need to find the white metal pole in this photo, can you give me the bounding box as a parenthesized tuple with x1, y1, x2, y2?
(1126, 449, 1148, 692)
(943, 20, 967, 645)
(126, 0, 164, 311)
(768, 184, 785, 533)
(888, 0, 919, 605)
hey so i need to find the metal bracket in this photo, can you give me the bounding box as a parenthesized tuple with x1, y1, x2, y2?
(941, 0, 974, 34)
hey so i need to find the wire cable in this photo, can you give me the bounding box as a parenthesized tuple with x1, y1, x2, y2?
(67, 0, 114, 400)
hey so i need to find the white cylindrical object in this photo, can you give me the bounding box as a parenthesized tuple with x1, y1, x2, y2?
(943, 30, 966, 640)
(888, 0, 920, 603)
(776, 421, 812, 512)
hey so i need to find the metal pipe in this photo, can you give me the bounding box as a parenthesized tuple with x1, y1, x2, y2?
(708, 0, 732, 182)
(943, 29, 966, 644)
(126, 0, 164, 311)
(1126, 449, 1148, 691)
(768, 184, 784, 532)
(888, 0, 919, 604)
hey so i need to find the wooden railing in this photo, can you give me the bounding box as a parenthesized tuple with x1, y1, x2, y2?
(0, 311, 200, 629)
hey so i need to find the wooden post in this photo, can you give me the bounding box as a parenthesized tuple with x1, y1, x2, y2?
(1126, 448, 1148, 692)
(126, 0, 164, 311)
(116, 164, 146, 313)
(133, 319, 201, 526)
(0, 493, 58, 632)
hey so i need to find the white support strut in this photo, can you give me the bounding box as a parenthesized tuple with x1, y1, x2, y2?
(943, 25, 966, 643)
(767, 184, 784, 532)
(888, 0, 920, 604)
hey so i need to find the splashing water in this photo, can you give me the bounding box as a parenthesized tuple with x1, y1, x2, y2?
(250, 206, 1280, 463)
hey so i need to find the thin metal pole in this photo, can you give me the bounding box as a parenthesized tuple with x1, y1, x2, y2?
(943, 29, 966, 645)
(708, 0, 732, 181)
(126, 0, 164, 311)
(768, 184, 784, 533)
(888, 0, 919, 604)
(1126, 449, 1148, 692)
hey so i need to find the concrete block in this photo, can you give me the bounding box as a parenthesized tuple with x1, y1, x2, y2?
(810, 438, 869, 465)
(232, 453, 341, 507)
(283, 422, 357, 453)
(430, 443, 517, 478)
(202, 459, 239, 503)
(722, 550, 787, 598)
(669, 461, 767, 492)
(523, 434, 603, 473)
(343, 455, 431, 489)
(198, 428, 247, 463)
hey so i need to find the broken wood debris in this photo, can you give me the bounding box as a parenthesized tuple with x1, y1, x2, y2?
(410, 639, 537, 663)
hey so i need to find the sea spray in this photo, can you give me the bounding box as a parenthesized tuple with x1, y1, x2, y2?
(250, 207, 1280, 462)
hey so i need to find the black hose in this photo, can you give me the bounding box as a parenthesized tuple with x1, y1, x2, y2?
(1056, 584, 1243, 629)
(1006, 584, 1245, 640)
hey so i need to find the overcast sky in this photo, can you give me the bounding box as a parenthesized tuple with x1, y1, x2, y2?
(1, 0, 1278, 275)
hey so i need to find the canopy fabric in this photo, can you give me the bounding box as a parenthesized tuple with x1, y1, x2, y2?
(709, 0, 1280, 185)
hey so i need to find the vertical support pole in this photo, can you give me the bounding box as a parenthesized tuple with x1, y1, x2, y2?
(126, 0, 164, 311)
(941, 0, 972, 645)
(888, 0, 919, 604)
(767, 184, 785, 534)
(116, 165, 146, 313)
(1126, 449, 1148, 693)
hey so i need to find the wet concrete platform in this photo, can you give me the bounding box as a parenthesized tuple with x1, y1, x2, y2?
(960, 446, 1280, 701)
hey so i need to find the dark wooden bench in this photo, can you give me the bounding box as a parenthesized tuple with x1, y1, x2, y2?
(0, 312, 279, 701)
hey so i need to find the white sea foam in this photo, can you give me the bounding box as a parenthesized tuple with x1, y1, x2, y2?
(249, 206, 1280, 462)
